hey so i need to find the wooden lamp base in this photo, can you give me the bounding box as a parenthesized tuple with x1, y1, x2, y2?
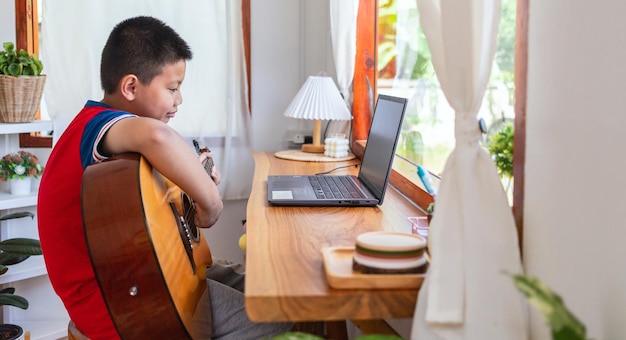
(301, 143, 325, 153)
(301, 119, 325, 153)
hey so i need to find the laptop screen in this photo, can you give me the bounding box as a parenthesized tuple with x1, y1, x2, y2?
(357, 95, 407, 203)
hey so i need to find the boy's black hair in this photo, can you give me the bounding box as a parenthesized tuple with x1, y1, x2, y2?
(100, 16, 192, 94)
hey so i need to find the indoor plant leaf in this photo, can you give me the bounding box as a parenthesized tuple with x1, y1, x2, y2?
(0, 252, 30, 266)
(1, 287, 16, 295)
(0, 212, 34, 221)
(0, 292, 28, 309)
(512, 274, 586, 340)
(270, 332, 325, 340)
(0, 238, 42, 256)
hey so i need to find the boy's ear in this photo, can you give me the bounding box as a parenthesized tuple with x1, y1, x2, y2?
(119, 74, 139, 101)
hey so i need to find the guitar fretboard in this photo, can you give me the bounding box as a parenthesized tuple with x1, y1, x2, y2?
(203, 157, 214, 175)
(194, 139, 214, 177)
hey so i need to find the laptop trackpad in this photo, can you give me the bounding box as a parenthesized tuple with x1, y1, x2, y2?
(269, 177, 312, 200)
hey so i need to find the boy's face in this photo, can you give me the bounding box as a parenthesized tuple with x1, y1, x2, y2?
(132, 60, 186, 123)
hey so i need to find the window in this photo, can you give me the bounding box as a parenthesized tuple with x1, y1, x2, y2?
(353, 0, 528, 240)
(378, 0, 516, 176)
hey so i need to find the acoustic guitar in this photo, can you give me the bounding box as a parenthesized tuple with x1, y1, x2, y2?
(81, 151, 213, 339)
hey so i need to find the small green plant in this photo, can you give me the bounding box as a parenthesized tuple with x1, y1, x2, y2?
(0, 150, 44, 181)
(0, 42, 43, 76)
(487, 123, 514, 178)
(426, 202, 435, 223)
(427, 202, 435, 215)
(512, 274, 586, 340)
(0, 212, 42, 309)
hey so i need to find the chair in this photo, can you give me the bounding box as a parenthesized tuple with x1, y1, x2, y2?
(68, 320, 90, 340)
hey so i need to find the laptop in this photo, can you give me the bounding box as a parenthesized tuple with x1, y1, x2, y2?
(267, 94, 408, 207)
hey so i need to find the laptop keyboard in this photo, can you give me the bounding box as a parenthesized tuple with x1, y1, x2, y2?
(308, 176, 365, 199)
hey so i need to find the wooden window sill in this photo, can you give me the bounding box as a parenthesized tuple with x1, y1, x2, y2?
(353, 139, 435, 212)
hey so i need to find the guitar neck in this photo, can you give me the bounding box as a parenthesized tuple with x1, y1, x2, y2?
(194, 139, 214, 176)
(203, 157, 214, 175)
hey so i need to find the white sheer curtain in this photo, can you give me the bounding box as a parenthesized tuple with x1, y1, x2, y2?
(411, 0, 527, 338)
(328, 0, 358, 138)
(41, 0, 253, 200)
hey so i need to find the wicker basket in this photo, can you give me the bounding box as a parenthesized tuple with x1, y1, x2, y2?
(0, 74, 46, 123)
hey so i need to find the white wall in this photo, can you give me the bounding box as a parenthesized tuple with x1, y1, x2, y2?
(524, 0, 626, 338)
(250, 0, 335, 151)
(0, 0, 335, 264)
(0, 0, 16, 44)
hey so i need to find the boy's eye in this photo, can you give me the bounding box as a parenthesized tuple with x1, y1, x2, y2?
(169, 88, 178, 93)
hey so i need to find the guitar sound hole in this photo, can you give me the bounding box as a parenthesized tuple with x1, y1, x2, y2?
(181, 194, 201, 242)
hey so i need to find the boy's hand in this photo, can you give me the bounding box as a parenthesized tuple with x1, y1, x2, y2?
(210, 166, 221, 185)
(198, 151, 220, 185)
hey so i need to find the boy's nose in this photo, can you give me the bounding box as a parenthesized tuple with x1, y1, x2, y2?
(175, 91, 183, 106)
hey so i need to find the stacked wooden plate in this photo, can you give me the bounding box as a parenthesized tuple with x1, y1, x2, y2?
(352, 231, 428, 274)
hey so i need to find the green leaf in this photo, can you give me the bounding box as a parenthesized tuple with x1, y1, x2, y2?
(0, 252, 30, 266)
(7, 63, 21, 76)
(268, 332, 325, 340)
(0, 238, 42, 256)
(3, 42, 15, 54)
(0, 287, 16, 295)
(33, 56, 43, 75)
(0, 292, 29, 309)
(0, 212, 34, 221)
(512, 274, 586, 340)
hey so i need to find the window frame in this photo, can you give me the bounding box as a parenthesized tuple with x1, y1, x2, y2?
(353, 0, 527, 242)
(14, 0, 49, 147)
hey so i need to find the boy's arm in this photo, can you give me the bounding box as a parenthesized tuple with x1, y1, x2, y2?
(101, 116, 223, 228)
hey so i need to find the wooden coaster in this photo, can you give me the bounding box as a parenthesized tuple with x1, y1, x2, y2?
(274, 149, 356, 162)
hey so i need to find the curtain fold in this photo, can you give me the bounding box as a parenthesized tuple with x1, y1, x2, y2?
(41, 0, 251, 199)
(328, 0, 359, 138)
(411, 0, 527, 338)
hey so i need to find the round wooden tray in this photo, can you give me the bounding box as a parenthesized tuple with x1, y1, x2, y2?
(274, 149, 356, 162)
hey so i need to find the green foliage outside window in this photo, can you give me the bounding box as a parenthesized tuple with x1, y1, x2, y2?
(378, 0, 517, 175)
(487, 123, 514, 178)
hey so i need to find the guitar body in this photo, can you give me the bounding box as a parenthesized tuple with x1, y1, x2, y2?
(81, 153, 212, 339)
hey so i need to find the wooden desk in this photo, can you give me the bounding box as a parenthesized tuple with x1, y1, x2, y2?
(245, 151, 425, 324)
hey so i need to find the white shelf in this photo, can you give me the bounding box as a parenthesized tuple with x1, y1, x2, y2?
(14, 320, 68, 340)
(0, 191, 38, 210)
(0, 256, 47, 285)
(0, 121, 63, 333)
(0, 121, 53, 135)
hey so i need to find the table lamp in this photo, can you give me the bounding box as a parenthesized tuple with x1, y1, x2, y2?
(283, 76, 352, 153)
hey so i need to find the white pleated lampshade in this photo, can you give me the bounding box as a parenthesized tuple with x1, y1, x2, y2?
(283, 76, 352, 121)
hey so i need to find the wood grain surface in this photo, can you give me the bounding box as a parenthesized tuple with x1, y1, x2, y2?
(244, 152, 426, 322)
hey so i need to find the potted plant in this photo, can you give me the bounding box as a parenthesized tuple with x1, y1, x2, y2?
(0, 150, 44, 195)
(0, 42, 45, 123)
(0, 211, 43, 339)
(487, 122, 514, 179)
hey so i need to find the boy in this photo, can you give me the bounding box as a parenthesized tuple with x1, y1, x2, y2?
(37, 16, 291, 339)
